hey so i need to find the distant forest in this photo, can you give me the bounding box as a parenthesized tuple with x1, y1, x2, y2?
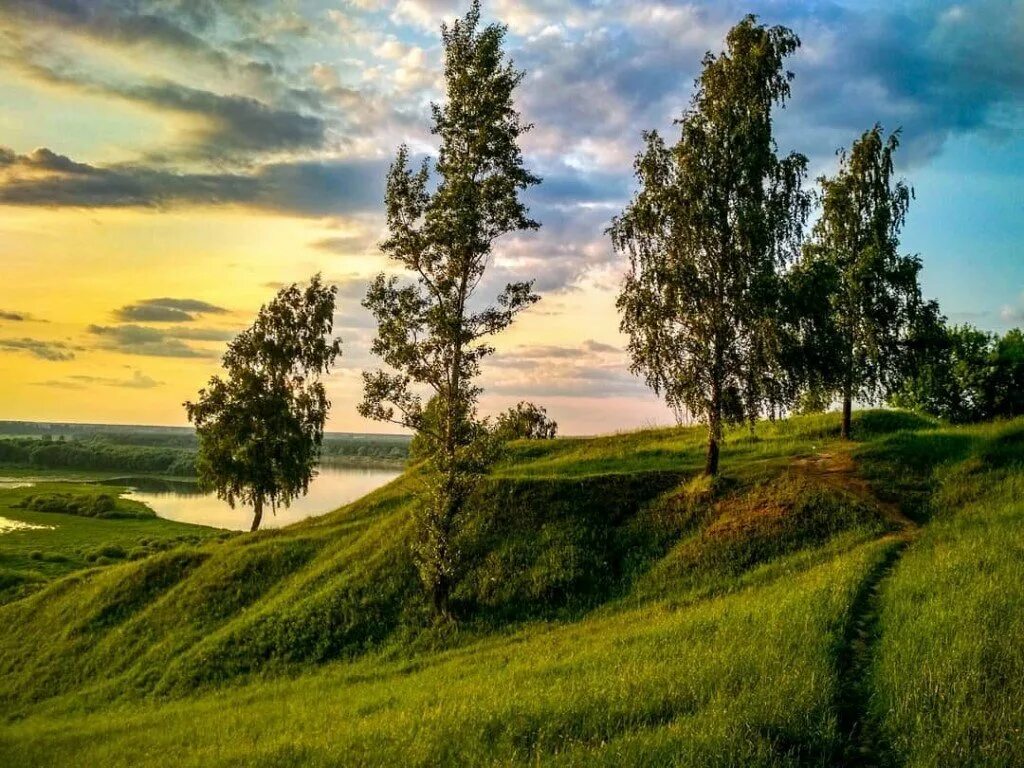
(0, 422, 409, 475)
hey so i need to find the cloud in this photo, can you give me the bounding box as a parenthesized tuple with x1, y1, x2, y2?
(80, 77, 323, 157)
(165, 327, 236, 342)
(0, 337, 75, 361)
(0, 147, 385, 216)
(0, 309, 46, 322)
(390, 0, 463, 30)
(29, 379, 86, 390)
(2, 0, 302, 88)
(6, 0, 226, 56)
(485, 339, 643, 399)
(310, 233, 378, 254)
(34, 370, 164, 389)
(122, 81, 326, 156)
(583, 339, 621, 354)
(1000, 297, 1024, 325)
(330, 276, 377, 330)
(3, 0, 1024, 304)
(113, 297, 227, 323)
(86, 324, 226, 358)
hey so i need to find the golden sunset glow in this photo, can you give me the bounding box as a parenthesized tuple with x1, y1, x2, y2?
(1, 1, 1020, 433)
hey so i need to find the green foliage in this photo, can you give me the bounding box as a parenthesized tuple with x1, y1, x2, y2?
(799, 125, 922, 437)
(988, 328, 1024, 417)
(186, 275, 341, 531)
(892, 316, 1024, 423)
(0, 435, 195, 475)
(871, 420, 1024, 765)
(17, 492, 146, 519)
(319, 433, 409, 466)
(492, 401, 558, 441)
(0, 429, 408, 474)
(360, 2, 541, 615)
(611, 15, 809, 475)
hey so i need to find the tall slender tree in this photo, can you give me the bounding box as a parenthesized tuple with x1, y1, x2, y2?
(360, 1, 540, 617)
(611, 16, 809, 475)
(185, 276, 341, 531)
(802, 125, 921, 439)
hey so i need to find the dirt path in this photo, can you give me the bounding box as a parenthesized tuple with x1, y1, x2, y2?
(794, 449, 919, 766)
(832, 533, 912, 767)
(792, 450, 917, 531)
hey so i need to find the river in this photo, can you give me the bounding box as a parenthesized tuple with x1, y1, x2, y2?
(107, 465, 401, 531)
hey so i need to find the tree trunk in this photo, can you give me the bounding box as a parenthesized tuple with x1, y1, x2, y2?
(841, 393, 852, 440)
(705, 373, 723, 477)
(705, 429, 720, 476)
(841, 367, 853, 440)
(432, 571, 451, 620)
(250, 496, 263, 532)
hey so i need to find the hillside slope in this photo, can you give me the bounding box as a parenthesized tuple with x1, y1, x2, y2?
(1, 411, 1022, 767)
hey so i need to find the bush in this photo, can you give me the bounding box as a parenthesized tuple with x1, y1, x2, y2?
(96, 544, 128, 560)
(17, 492, 150, 519)
(493, 401, 558, 441)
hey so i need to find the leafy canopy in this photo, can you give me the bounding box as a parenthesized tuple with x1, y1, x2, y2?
(801, 125, 921, 431)
(493, 401, 558, 441)
(359, 1, 540, 614)
(185, 275, 341, 528)
(611, 15, 808, 472)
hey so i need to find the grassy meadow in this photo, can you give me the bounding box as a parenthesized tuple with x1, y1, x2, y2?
(0, 410, 1021, 766)
(0, 482, 224, 604)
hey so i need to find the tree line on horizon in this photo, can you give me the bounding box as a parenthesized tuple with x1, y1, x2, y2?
(185, 2, 1024, 617)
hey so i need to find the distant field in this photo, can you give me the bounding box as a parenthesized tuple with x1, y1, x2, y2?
(0, 421, 410, 475)
(1, 411, 1022, 766)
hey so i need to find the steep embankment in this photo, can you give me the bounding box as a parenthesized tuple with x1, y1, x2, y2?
(2, 410, 1021, 767)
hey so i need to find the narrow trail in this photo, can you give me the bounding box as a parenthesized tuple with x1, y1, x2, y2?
(794, 449, 920, 767)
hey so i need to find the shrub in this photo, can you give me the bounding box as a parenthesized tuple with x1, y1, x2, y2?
(493, 401, 558, 441)
(17, 491, 149, 519)
(91, 544, 127, 561)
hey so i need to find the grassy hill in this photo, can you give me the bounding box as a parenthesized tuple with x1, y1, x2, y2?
(0, 410, 1022, 766)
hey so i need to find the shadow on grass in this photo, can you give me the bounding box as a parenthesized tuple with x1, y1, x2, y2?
(856, 431, 976, 523)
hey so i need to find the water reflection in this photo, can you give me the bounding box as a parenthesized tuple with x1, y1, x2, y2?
(114, 465, 401, 531)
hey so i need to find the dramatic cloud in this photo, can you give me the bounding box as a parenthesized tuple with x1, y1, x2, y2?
(108, 80, 326, 157)
(0, 147, 385, 216)
(19, 62, 326, 158)
(1, 0, 1023, 303)
(0, 337, 75, 361)
(86, 324, 231, 358)
(113, 297, 227, 323)
(2, 0, 305, 92)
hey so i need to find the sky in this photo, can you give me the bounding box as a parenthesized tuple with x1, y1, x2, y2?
(0, 0, 1022, 434)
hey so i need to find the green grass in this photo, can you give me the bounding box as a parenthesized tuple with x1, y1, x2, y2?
(0, 536, 897, 767)
(0, 482, 225, 603)
(0, 409, 1021, 766)
(871, 420, 1024, 766)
